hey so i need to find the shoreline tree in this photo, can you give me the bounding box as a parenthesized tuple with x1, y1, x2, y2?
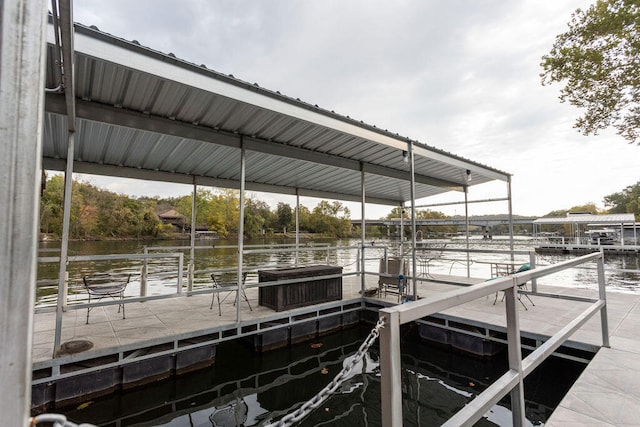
(541, 0, 640, 144)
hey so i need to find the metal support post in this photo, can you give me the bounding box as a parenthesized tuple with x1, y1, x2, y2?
(399, 205, 404, 257)
(177, 253, 184, 294)
(295, 189, 300, 266)
(596, 251, 610, 348)
(408, 143, 417, 299)
(464, 187, 470, 277)
(505, 280, 525, 426)
(361, 165, 366, 294)
(54, 132, 75, 355)
(507, 176, 515, 260)
(237, 139, 246, 324)
(188, 178, 197, 292)
(141, 246, 148, 297)
(0, 0, 47, 423)
(379, 310, 402, 426)
(528, 251, 537, 293)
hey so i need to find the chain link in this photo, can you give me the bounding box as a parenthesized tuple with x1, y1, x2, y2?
(29, 413, 96, 427)
(31, 319, 385, 427)
(265, 317, 386, 427)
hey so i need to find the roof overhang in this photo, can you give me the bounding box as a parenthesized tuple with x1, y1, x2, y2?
(533, 213, 636, 225)
(43, 19, 511, 206)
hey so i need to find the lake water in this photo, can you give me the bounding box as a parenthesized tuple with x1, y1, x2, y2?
(37, 236, 640, 307)
(55, 324, 584, 426)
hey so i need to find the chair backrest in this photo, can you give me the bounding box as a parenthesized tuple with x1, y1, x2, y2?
(83, 273, 130, 291)
(211, 272, 248, 288)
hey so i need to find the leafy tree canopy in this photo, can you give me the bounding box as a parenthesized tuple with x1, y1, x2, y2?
(541, 0, 640, 144)
(604, 180, 640, 218)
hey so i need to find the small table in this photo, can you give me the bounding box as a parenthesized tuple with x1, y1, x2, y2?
(475, 260, 518, 278)
(258, 265, 343, 312)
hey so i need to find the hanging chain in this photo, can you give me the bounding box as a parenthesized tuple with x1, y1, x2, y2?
(29, 413, 95, 427)
(31, 318, 386, 427)
(265, 316, 386, 427)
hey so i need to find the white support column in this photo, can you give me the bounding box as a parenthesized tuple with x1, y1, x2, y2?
(505, 281, 526, 426)
(408, 142, 417, 299)
(464, 186, 470, 277)
(188, 177, 197, 292)
(295, 189, 300, 266)
(379, 309, 403, 426)
(597, 252, 610, 348)
(507, 176, 515, 259)
(53, 132, 75, 354)
(236, 139, 246, 324)
(52, 0, 77, 358)
(0, 0, 47, 423)
(400, 204, 404, 258)
(360, 165, 366, 294)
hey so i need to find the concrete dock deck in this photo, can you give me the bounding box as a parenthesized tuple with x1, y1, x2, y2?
(32, 274, 640, 424)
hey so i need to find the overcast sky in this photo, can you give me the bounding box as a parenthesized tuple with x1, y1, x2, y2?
(71, 1, 639, 218)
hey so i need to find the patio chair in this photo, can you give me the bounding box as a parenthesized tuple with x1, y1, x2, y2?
(378, 258, 408, 303)
(492, 263, 535, 310)
(82, 273, 130, 324)
(210, 272, 252, 315)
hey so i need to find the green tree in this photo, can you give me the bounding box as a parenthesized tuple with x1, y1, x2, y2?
(40, 175, 65, 235)
(604, 181, 640, 219)
(308, 201, 351, 237)
(541, 0, 640, 144)
(39, 176, 164, 239)
(275, 202, 293, 233)
(244, 197, 273, 238)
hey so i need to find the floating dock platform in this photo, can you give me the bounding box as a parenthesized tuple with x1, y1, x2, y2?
(535, 243, 640, 255)
(31, 274, 640, 425)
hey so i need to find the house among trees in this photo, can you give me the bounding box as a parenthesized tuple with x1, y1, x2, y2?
(157, 208, 186, 232)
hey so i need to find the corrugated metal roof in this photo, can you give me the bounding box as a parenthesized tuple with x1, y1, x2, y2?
(42, 21, 511, 205)
(533, 213, 636, 225)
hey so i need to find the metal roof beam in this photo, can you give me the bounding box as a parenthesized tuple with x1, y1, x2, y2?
(43, 158, 402, 206)
(45, 94, 463, 190)
(362, 163, 463, 191)
(57, 0, 76, 132)
(413, 144, 510, 182)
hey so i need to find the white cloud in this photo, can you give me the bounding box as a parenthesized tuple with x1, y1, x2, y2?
(70, 0, 639, 218)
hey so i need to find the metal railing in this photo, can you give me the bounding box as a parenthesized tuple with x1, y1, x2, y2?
(378, 251, 609, 426)
(36, 252, 184, 312)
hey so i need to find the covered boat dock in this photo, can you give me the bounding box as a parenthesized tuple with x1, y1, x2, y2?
(5, 1, 631, 426)
(3, 1, 514, 423)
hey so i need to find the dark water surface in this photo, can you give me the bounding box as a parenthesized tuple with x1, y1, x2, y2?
(56, 325, 585, 427)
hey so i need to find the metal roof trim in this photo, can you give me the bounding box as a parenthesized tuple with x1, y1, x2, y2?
(59, 21, 509, 181)
(533, 213, 636, 225)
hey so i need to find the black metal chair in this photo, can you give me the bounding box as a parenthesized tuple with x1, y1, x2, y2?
(210, 272, 252, 315)
(82, 273, 130, 324)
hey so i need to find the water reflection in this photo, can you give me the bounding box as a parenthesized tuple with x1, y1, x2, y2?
(57, 325, 584, 426)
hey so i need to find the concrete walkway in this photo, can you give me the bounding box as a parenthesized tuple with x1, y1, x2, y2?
(545, 296, 640, 426)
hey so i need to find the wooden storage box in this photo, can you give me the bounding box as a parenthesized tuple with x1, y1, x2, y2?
(258, 265, 343, 312)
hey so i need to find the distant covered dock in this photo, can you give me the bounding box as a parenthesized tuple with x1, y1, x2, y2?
(533, 213, 637, 246)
